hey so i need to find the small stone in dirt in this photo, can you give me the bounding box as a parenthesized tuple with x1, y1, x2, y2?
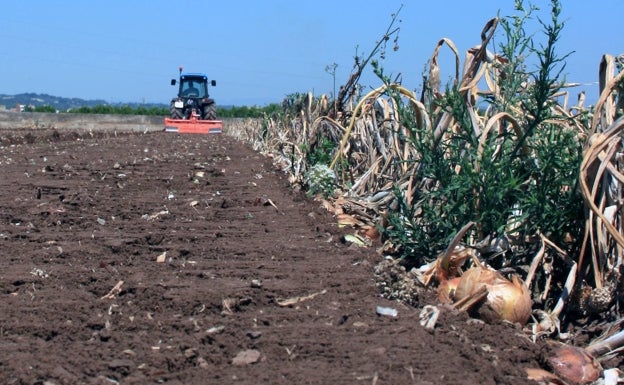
(197, 356, 209, 369)
(122, 349, 136, 356)
(51, 365, 77, 383)
(250, 279, 262, 288)
(184, 348, 198, 358)
(246, 330, 262, 339)
(206, 325, 225, 334)
(108, 358, 134, 375)
(99, 329, 112, 342)
(156, 251, 167, 263)
(365, 347, 387, 356)
(232, 349, 261, 366)
(376, 306, 398, 317)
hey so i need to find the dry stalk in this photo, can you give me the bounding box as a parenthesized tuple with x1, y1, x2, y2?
(580, 117, 624, 289)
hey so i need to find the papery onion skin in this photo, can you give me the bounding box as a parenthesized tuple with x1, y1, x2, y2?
(485, 275, 532, 324)
(546, 343, 601, 385)
(454, 267, 532, 324)
(437, 276, 461, 304)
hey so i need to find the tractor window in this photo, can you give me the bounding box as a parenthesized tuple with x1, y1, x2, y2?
(181, 80, 205, 98)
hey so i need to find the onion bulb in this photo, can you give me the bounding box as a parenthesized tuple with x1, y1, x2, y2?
(453, 266, 532, 324)
(437, 276, 461, 304)
(545, 342, 601, 385)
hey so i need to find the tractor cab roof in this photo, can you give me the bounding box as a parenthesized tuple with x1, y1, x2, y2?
(181, 73, 208, 81)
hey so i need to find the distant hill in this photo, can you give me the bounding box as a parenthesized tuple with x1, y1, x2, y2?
(0, 93, 167, 112)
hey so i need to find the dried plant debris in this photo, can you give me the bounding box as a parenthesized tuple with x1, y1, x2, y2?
(374, 258, 422, 307)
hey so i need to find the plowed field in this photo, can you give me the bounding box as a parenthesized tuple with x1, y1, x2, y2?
(0, 129, 541, 384)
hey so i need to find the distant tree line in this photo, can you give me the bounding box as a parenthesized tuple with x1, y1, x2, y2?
(217, 104, 281, 118)
(23, 104, 166, 115)
(24, 105, 58, 113)
(24, 104, 283, 118)
(69, 105, 167, 115)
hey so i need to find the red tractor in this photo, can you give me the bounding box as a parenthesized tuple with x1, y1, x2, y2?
(164, 67, 222, 134)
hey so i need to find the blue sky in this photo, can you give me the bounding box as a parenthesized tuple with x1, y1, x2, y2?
(0, 1, 621, 106)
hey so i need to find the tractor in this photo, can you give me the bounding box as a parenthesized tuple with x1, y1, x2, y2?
(164, 67, 222, 134)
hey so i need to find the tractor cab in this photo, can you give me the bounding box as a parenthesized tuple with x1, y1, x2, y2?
(171, 74, 216, 99)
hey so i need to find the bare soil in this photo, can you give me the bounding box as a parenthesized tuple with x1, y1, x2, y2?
(0, 129, 543, 385)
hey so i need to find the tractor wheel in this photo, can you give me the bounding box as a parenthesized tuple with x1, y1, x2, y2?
(202, 104, 217, 120)
(169, 101, 184, 119)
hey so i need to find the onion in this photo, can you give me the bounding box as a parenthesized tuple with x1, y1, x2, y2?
(437, 276, 461, 304)
(546, 342, 601, 385)
(453, 266, 532, 324)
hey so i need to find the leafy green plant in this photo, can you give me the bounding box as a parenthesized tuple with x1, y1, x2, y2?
(384, 0, 584, 266)
(305, 136, 336, 165)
